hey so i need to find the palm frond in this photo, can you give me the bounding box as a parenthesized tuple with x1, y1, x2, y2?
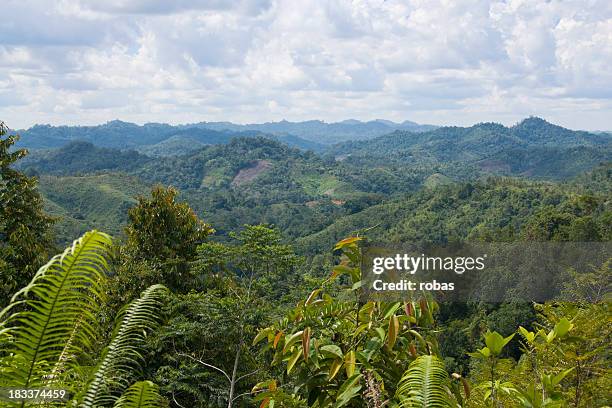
(396, 355, 455, 407)
(112, 381, 164, 408)
(0, 231, 112, 388)
(82, 284, 168, 407)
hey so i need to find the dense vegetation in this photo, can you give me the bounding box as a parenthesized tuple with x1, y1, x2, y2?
(1, 118, 610, 407)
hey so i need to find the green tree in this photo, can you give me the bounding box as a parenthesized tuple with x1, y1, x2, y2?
(114, 185, 214, 303)
(149, 225, 301, 408)
(0, 121, 55, 306)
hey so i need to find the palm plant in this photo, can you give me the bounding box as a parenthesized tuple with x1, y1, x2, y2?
(0, 231, 167, 407)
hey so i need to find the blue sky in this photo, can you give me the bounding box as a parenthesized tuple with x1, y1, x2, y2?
(1, 0, 611, 130)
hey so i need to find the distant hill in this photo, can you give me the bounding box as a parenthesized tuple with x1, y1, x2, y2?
(192, 119, 437, 144)
(18, 141, 152, 175)
(12, 118, 432, 152)
(332, 117, 611, 179)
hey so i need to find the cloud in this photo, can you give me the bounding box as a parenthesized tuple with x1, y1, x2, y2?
(0, 0, 610, 130)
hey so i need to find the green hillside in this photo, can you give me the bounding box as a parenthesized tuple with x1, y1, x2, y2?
(333, 117, 611, 179)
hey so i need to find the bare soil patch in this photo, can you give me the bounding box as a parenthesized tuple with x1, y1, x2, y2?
(231, 160, 272, 186)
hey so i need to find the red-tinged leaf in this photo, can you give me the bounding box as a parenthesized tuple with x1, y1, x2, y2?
(404, 302, 413, 317)
(273, 331, 283, 349)
(387, 314, 399, 349)
(302, 327, 311, 362)
(409, 343, 417, 358)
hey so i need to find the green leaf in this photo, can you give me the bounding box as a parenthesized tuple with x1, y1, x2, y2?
(484, 331, 514, 356)
(283, 330, 304, 353)
(335, 374, 363, 408)
(82, 284, 168, 407)
(344, 350, 356, 377)
(552, 367, 575, 386)
(396, 355, 454, 407)
(553, 318, 573, 338)
(287, 349, 301, 374)
(253, 327, 273, 346)
(0, 231, 112, 389)
(328, 358, 343, 380)
(518, 326, 535, 343)
(112, 381, 164, 408)
(320, 345, 343, 360)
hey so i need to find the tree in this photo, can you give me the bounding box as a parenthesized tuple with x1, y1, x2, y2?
(150, 225, 301, 408)
(0, 121, 55, 306)
(0, 230, 168, 407)
(114, 185, 214, 302)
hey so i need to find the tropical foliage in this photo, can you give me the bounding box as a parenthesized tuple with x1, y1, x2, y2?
(0, 119, 610, 407)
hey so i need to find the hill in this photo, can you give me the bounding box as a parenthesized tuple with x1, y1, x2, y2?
(18, 141, 152, 175)
(331, 117, 611, 179)
(12, 118, 431, 152)
(19, 118, 612, 246)
(193, 118, 437, 144)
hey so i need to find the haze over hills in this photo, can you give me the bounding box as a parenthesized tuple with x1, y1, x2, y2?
(12, 118, 436, 153)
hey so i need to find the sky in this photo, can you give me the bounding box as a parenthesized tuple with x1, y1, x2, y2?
(1, 0, 611, 130)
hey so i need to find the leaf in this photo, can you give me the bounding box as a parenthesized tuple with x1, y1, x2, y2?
(518, 326, 535, 343)
(305, 289, 321, 306)
(404, 302, 413, 317)
(112, 381, 164, 408)
(396, 355, 454, 407)
(252, 380, 277, 392)
(484, 331, 514, 356)
(335, 374, 363, 408)
(330, 265, 354, 281)
(334, 237, 362, 250)
(554, 318, 573, 338)
(320, 345, 343, 359)
(552, 368, 574, 386)
(387, 314, 399, 349)
(283, 330, 304, 353)
(382, 302, 401, 319)
(253, 327, 273, 346)
(329, 358, 343, 380)
(273, 331, 283, 349)
(344, 350, 356, 377)
(302, 327, 311, 362)
(0, 231, 112, 389)
(83, 284, 168, 407)
(286, 349, 301, 374)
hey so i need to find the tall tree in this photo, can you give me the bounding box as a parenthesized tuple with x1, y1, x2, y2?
(149, 225, 301, 408)
(0, 121, 54, 306)
(113, 185, 214, 304)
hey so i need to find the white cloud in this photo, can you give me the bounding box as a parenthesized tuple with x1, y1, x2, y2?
(0, 0, 610, 130)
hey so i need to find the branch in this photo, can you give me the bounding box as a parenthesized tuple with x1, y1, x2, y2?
(172, 391, 187, 408)
(178, 353, 231, 383)
(237, 368, 261, 383)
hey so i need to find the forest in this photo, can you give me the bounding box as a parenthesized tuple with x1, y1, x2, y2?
(1, 118, 611, 407)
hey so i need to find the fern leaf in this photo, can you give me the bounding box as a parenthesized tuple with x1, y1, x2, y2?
(396, 355, 455, 407)
(113, 381, 164, 408)
(82, 284, 168, 407)
(0, 231, 112, 389)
